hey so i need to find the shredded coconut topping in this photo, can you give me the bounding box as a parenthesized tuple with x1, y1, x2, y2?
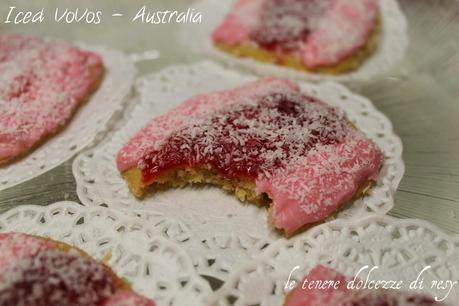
(0, 249, 117, 306)
(251, 0, 329, 50)
(140, 91, 348, 181)
(0, 33, 103, 162)
(117, 78, 383, 234)
(0, 233, 156, 306)
(212, 0, 379, 68)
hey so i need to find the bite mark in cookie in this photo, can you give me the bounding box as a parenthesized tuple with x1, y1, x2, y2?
(117, 78, 383, 236)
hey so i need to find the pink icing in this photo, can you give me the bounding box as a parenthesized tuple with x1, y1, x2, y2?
(0, 232, 54, 272)
(212, 0, 379, 68)
(117, 78, 383, 234)
(301, 0, 379, 67)
(256, 131, 382, 234)
(285, 265, 446, 306)
(0, 33, 103, 162)
(0, 232, 156, 306)
(212, 0, 265, 45)
(116, 77, 299, 172)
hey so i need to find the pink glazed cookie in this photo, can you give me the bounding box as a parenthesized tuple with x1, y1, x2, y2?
(0, 232, 155, 306)
(212, 0, 380, 74)
(285, 265, 448, 305)
(0, 33, 103, 164)
(117, 78, 383, 236)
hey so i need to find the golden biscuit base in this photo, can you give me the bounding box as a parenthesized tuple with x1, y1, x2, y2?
(215, 20, 380, 75)
(123, 166, 268, 205)
(122, 166, 374, 237)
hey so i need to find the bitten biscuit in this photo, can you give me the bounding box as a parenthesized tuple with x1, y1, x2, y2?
(117, 78, 384, 236)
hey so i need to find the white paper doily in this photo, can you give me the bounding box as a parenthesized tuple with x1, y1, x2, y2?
(180, 0, 408, 82)
(211, 215, 459, 306)
(73, 61, 404, 282)
(106, 203, 275, 283)
(0, 202, 212, 306)
(0, 43, 137, 191)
